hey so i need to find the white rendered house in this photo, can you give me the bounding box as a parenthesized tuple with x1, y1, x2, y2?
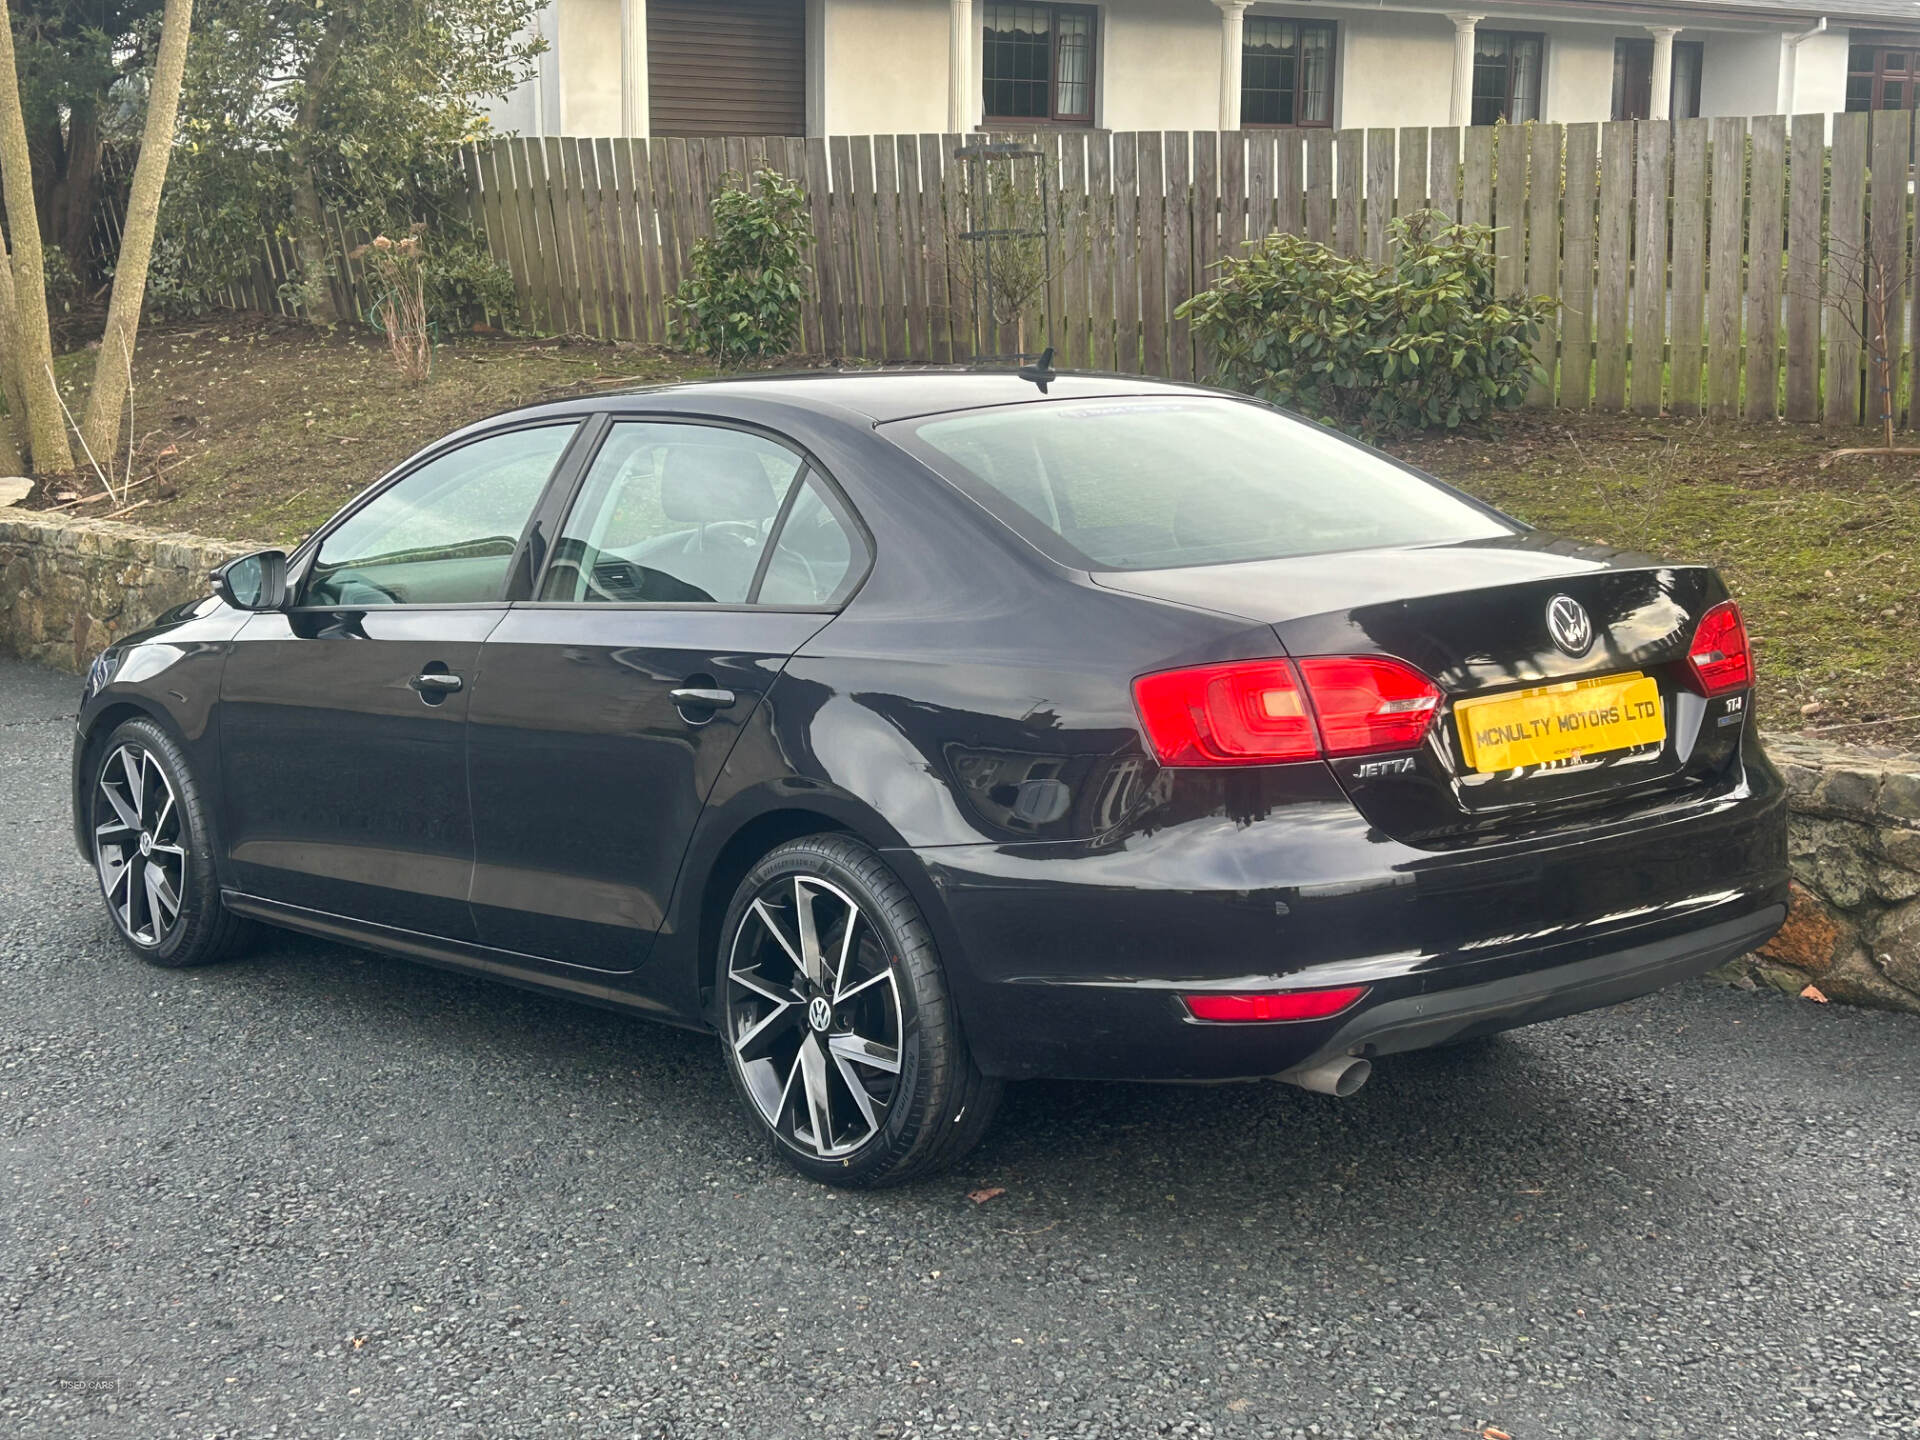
(486, 0, 1920, 138)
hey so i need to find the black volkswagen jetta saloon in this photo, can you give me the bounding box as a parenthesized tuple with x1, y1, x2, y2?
(74, 371, 1788, 1185)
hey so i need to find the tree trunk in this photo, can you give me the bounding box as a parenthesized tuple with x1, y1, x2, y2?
(0, 235, 30, 455)
(0, 0, 75, 476)
(79, 0, 195, 467)
(31, 116, 60, 240)
(0, 411, 21, 476)
(57, 108, 105, 276)
(0, 246, 25, 472)
(290, 171, 340, 327)
(289, 3, 355, 328)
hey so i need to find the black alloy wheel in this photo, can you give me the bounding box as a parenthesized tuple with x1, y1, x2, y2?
(718, 834, 1001, 1186)
(89, 718, 253, 967)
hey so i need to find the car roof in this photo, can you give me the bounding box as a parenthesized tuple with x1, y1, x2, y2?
(485, 368, 1227, 431)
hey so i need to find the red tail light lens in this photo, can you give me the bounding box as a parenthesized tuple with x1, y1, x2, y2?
(1184, 986, 1369, 1022)
(1132, 660, 1318, 764)
(1132, 656, 1441, 766)
(1296, 656, 1444, 756)
(1686, 600, 1752, 696)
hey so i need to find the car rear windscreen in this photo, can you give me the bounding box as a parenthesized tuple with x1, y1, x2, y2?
(890, 397, 1517, 571)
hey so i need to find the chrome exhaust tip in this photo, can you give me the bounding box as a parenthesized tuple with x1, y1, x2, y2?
(1278, 1055, 1372, 1098)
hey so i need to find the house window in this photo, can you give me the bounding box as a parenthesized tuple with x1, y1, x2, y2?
(1847, 45, 1920, 110)
(982, 3, 1096, 124)
(1611, 38, 1704, 120)
(1241, 19, 1336, 127)
(1471, 31, 1543, 125)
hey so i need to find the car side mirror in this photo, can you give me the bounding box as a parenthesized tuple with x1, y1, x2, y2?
(210, 549, 290, 611)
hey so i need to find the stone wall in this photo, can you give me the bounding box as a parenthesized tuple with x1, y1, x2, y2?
(1718, 737, 1920, 1014)
(0, 508, 251, 672)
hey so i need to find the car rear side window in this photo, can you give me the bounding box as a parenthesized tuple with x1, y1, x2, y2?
(540, 422, 819, 605)
(304, 423, 578, 607)
(892, 397, 1516, 570)
(754, 472, 867, 607)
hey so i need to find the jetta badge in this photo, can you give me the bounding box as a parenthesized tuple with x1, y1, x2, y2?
(1546, 594, 1594, 657)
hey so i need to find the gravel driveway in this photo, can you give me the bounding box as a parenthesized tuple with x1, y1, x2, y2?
(3, 657, 1916, 1439)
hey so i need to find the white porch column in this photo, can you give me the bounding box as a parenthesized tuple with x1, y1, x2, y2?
(621, 0, 650, 138)
(1448, 14, 1482, 127)
(950, 0, 976, 133)
(1214, 0, 1250, 132)
(1648, 25, 1680, 121)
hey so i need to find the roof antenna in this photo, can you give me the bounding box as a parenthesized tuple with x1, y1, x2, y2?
(1017, 346, 1056, 394)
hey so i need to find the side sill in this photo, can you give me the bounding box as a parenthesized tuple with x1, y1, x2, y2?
(221, 889, 706, 1028)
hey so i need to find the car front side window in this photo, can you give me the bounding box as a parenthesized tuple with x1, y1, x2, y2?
(303, 424, 579, 608)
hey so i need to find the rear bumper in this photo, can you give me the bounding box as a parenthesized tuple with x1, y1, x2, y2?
(1272, 903, 1782, 1073)
(904, 745, 1789, 1081)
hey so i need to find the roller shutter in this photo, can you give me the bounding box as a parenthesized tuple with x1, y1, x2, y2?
(649, 0, 807, 137)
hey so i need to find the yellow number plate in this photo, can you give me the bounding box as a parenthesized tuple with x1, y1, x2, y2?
(1455, 672, 1665, 774)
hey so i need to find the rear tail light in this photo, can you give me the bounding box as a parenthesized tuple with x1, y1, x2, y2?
(1132, 660, 1317, 764)
(1296, 656, 1444, 756)
(1686, 600, 1752, 696)
(1132, 656, 1441, 766)
(1184, 986, 1369, 1023)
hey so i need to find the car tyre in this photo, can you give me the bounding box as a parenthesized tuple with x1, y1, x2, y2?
(716, 833, 1001, 1187)
(88, 717, 255, 968)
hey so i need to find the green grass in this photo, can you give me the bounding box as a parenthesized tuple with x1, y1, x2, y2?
(38, 317, 705, 545)
(1390, 414, 1920, 744)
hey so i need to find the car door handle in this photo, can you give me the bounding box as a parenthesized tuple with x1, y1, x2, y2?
(669, 687, 736, 710)
(410, 672, 464, 695)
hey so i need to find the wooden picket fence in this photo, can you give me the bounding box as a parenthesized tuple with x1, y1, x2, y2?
(236, 115, 1920, 424)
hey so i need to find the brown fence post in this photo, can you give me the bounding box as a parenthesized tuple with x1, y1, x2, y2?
(1085, 132, 1115, 370)
(1526, 124, 1561, 407)
(1707, 118, 1748, 419)
(1825, 111, 1870, 427)
(1668, 119, 1709, 416)
(1785, 114, 1825, 422)
(1275, 129, 1302, 235)
(1744, 115, 1788, 422)
(872, 136, 907, 362)
(1429, 126, 1460, 222)
(1593, 121, 1633, 411)
(1335, 128, 1362, 257)
(1630, 121, 1670, 416)
(1138, 133, 1169, 376)
(1366, 127, 1395, 265)
(1164, 132, 1193, 381)
(1113, 133, 1141, 372)
(1865, 109, 1911, 439)
(1493, 123, 1525, 303)
(1304, 129, 1332, 245)
(1247, 128, 1274, 242)
(1560, 122, 1597, 409)
(897, 136, 930, 363)
(1398, 126, 1428, 228)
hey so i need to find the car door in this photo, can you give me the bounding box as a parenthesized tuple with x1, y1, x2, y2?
(218, 421, 584, 939)
(465, 418, 870, 971)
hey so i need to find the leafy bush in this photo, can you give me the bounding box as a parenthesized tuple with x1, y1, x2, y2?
(140, 140, 280, 319)
(1178, 211, 1554, 438)
(425, 237, 519, 331)
(669, 169, 813, 364)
